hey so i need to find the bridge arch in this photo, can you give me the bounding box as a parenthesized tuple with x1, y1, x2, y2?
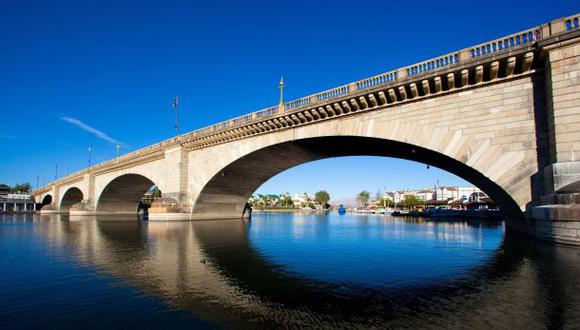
(59, 187, 84, 211)
(40, 194, 53, 208)
(96, 173, 161, 214)
(192, 135, 525, 220)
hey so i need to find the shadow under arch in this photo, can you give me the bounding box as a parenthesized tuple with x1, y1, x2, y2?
(60, 187, 83, 211)
(96, 173, 156, 214)
(185, 218, 534, 325)
(193, 136, 524, 219)
(39, 194, 53, 209)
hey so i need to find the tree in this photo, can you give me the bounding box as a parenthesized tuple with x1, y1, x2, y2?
(11, 183, 31, 193)
(0, 184, 10, 194)
(314, 190, 331, 208)
(375, 197, 394, 207)
(357, 190, 370, 207)
(141, 186, 162, 206)
(280, 195, 294, 208)
(150, 186, 162, 199)
(400, 195, 423, 208)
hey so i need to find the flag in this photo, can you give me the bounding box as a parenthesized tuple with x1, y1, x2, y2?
(172, 96, 179, 108)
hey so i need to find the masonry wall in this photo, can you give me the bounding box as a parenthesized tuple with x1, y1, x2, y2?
(187, 74, 541, 215)
(546, 41, 580, 163)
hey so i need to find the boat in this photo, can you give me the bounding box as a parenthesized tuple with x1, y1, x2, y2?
(391, 209, 410, 216)
(428, 207, 464, 218)
(338, 204, 346, 215)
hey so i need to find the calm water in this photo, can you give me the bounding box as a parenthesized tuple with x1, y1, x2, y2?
(1, 213, 580, 329)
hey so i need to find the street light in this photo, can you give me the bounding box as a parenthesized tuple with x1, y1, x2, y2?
(172, 96, 179, 136)
(88, 145, 92, 168)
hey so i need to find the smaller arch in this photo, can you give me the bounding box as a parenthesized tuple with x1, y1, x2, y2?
(96, 174, 157, 214)
(39, 195, 53, 209)
(60, 187, 84, 211)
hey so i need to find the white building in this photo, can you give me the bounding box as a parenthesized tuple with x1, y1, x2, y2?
(433, 186, 481, 202)
(456, 186, 480, 201)
(292, 193, 312, 207)
(391, 191, 405, 203)
(414, 189, 434, 201)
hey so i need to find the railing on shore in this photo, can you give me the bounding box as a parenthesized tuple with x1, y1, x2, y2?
(33, 12, 580, 194)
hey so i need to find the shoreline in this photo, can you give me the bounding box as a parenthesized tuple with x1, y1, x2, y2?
(252, 209, 331, 214)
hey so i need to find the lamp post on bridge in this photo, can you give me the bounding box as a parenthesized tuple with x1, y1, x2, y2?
(172, 96, 179, 137)
(279, 76, 285, 111)
(88, 145, 92, 168)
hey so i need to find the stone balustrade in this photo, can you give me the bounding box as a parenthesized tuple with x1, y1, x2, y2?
(356, 70, 398, 90)
(285, 97, 311, 110)
(469, 29, 540, 59)
(406, 52, 460, 77)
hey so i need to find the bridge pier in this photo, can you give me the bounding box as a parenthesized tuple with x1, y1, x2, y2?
(519, 161, 580, 245)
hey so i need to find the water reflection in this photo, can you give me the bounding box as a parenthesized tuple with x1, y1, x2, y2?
(0, 213, 579, 328)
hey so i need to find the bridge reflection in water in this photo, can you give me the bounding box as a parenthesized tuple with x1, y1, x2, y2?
(1, 214, 579, 328)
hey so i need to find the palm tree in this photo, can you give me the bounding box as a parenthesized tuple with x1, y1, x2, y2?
(357, 190, 370, 207)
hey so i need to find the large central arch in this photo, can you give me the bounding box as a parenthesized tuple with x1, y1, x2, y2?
(192, 136, 523, 219)
(96, 174, 156, 214)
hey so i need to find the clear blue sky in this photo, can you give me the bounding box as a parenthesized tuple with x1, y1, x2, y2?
(0, 1, 577, 199)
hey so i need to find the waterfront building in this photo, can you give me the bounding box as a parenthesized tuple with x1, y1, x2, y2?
(292, 193, 311, 208)
(415, 189, 435, 201)
(250, 194, 281, 207)
(390, 191, 406, 204)
(456, 186, 481, 201)
(0, 194, 36, 213)
(433, 186, 457, 202)
(432, 186, 482, 203)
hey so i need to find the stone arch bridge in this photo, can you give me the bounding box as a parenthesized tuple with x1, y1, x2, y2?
(32, 13, 580, 244)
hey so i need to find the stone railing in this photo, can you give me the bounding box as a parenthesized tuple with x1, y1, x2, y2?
(405, 52, 460, 77)
(468, 28, 541, 59)
(32, 12, 580, 195)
